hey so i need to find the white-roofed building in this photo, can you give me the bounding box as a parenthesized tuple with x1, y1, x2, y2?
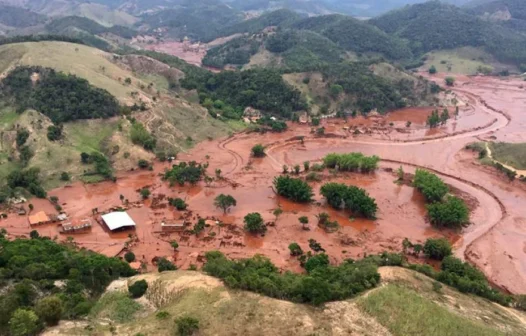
(101, 212, 136, 231)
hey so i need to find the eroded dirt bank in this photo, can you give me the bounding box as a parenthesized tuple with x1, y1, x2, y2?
(1, 74, 526, 293)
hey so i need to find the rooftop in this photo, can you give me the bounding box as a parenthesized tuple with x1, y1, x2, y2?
(101, 212, 136, 231)
(29, 211, 50, 225)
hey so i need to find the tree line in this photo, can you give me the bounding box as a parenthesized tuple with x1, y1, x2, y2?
(1, 66, 120, 124)
(0, 232, 135, 335)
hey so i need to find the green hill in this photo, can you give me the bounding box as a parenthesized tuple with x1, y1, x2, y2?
(203, 29, 345, 70)
(46, 267, 526, 336)
(0, 41, 239, 187)
(140, 0, 244, 42)
(0, 5, 47, 29)
(216, 9, 304, 38)
(46, 16, 137, 39)
(211, 10, 412, 61)
(468, 0, 526, 20)
(370, 1, 526, 66)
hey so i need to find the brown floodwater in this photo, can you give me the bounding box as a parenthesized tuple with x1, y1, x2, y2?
(1, 73, 525, 293)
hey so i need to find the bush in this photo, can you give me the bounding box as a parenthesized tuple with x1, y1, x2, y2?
(251, 144, 265, 158)
(163, 161, 206, 186)
(9, 309, 39, 336)
(175, 316, 199, 336)
(427, 196, 469, 229)
(413, 169, 448, 203)
(7, 168, 47, 198)
(47, 125, 63, 141)
(304, 253, 330, 273)
(288, 242, 303, 256)
(138, 159, 149, 169)
(35, 296, 63, 326)
(244, 213, 266, 234)
(322, 153, 379, 173)
(128, 280, 148, 298)
(60, 172, 70, 181)
(139, 188, 150, 199)
(273, 176, 313, 203)
(16, 128, 30, 147)
(156, 258, 176, 272)
(320, 183, 377, 218)
(423, 238, 452, 260)
(124, 251, 136, 263)
(169, 197, 188, 211)
(130, 122, 156, 151)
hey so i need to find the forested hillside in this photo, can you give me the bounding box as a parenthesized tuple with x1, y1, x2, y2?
(202, 29, 345, 70)
(1, 66, 120, 124)
(216, 9, 303, 40)
(139, 0, 243, 42)
(468, 0, 526, 20)
(46, 16, 137, 39)
(370, 1, 526, 66)
(0, 5, 47, 29)
(0, 231, 135, 335)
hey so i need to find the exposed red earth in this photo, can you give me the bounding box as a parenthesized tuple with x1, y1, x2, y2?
(1, 73, 526, 294)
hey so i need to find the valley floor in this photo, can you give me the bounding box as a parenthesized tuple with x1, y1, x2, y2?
(1, 72, 526, 296)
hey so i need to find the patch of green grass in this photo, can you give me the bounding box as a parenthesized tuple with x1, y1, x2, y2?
(358, 284, 505, 336)
(138, 73, 170, 92)
(489, 142, 526, 170)
(90, 291, 142, 323)
(66, 120, 117, 154)
(79, 174, 107, 184)
(0, 152, 19, 182)
(0, 105, 19, 128)
(424, 47, 493, 75)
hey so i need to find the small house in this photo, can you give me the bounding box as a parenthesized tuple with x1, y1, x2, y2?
(28, 211, 51, 226)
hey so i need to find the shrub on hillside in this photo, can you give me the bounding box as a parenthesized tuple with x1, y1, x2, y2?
(128, 280, 148, 298)
(423, 238, 452, 260)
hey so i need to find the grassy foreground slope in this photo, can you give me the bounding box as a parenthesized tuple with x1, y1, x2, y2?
(45, 267, 526, 336)
(0, 41, 239, 186)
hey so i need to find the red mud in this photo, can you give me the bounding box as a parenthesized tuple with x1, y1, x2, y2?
(1, 74, 526, 294)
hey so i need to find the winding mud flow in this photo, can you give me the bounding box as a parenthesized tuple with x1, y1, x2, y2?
(2, 73, 526, 294)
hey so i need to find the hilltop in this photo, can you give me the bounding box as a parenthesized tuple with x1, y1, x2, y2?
(0, 41, 239, 187)
(45, 267, 526, 336)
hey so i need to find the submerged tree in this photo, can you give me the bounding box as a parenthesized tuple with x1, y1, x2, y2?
(214, 194, 237, 214)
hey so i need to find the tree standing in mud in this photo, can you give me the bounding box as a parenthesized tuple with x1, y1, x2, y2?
(299, 216, 309, 230)
(214, 194, 237, 214)
(273, 208, 283, 223)
(244, 213, 266, 234)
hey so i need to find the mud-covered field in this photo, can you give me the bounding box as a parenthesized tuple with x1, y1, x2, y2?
(2, 73, 526, 294)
